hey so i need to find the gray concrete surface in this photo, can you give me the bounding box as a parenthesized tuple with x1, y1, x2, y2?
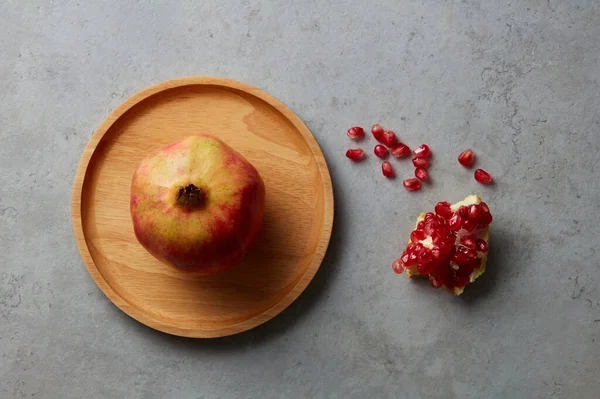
(1, 0, 599, 398)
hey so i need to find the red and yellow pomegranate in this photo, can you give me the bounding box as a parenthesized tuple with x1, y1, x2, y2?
(130, 135, 265, 274)
(392, 195, 492, 295)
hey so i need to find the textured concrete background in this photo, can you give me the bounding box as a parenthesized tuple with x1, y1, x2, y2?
(1, 0, 599, 398)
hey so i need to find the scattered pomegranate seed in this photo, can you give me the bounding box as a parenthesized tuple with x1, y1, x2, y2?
(403, 178, 421, 191)
(347, 126, 365, 140)
(415, 167, 429, 181)
(414, 144, 431, 158)
(391, 143, 411, 158)
(371, 124, 385, 142)
(374, 145, 388, 158)
(382, 161, 395, 178)
(458, 149, 475, 167)
(382, 130, 398, 148)
(474, 169, 493, 184)
(412, 157, 431, 168)
(346, 148, 365, 161)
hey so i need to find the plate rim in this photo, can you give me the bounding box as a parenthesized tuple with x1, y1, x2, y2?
(71, 76, 334, 338)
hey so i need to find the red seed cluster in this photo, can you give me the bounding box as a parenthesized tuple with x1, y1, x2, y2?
(393, 201, 492, 291)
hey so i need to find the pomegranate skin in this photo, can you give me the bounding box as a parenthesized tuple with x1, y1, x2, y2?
(130, 135, 265, 274)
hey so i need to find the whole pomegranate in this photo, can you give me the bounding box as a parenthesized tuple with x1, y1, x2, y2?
(130, 135, 265, 274)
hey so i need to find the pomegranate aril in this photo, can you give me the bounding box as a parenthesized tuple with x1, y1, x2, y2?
(474, 169, 493, 184)
(458, 149, 475, 167)
(371, 124, 385, 142)
(476, 239, 488, 253)
(401, 252, 410, 264)
(382, 130, 398, 148)
(410, 230, 427, 243)
(417, 262, 429, 274)
(418, 247, 432, 262)
(448, 214, 462, 231)
(412, 157, 431, 168)
(469, 204, 482, 222)
(458, 206, 469, 219)
(391, 143, 411, 158)
(392, 259, 404, 274)
(480, 202, 490, 213)
(453, 274, 471, 288)
(479, 211, 493, 226)
(461, 236, 476, 249)
(381, 161, 395, 178)
(417, 221, 425, 230)
(374, 144, 389, 158)
(346, 148, 365, 161)
(462, 218, 476, 231)
(403, 178, 421, 191)
(415, 167, 429, 181)
(434, 201, 453, 218)
(462, 247, 478, 259)
(414, 144, 431, 158)
(437, 239, 450, 254)
(407, 251, 418, 265)
(347, 126, 365, 140)
(452, 251, 473, 267)
(429, 275, 443, 289)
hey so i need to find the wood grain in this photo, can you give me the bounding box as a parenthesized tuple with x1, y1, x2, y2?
(71, 77, 334, 338)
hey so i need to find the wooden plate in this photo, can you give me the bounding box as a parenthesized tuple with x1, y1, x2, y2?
(72, 77, 334, 338)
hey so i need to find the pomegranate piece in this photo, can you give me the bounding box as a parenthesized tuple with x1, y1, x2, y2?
(474, 169, 493, 184)
(371, 124, 385, 142)
(413, 144, 431, 158)
(382, 161, 395, 178)
(415, 167, 428, 181)
(412, 157, 431, 168)
(403, 178, 421, 191)
(392, 195, 492, 296)
(374, 144, 389, 158)
(347, 126, 365, 140)
(346, 148, 365, 161)
(382, 130, 398, 148)
(458, 149, 475, 167)
(391, 143, 411, 158)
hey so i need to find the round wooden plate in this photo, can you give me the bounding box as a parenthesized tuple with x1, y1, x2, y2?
(72, 77, 334, 338)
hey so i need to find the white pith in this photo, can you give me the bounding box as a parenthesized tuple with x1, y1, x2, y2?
(407, 194, 490, 296)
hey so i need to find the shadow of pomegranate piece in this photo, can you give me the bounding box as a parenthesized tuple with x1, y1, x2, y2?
(459, 226, 516, 302)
